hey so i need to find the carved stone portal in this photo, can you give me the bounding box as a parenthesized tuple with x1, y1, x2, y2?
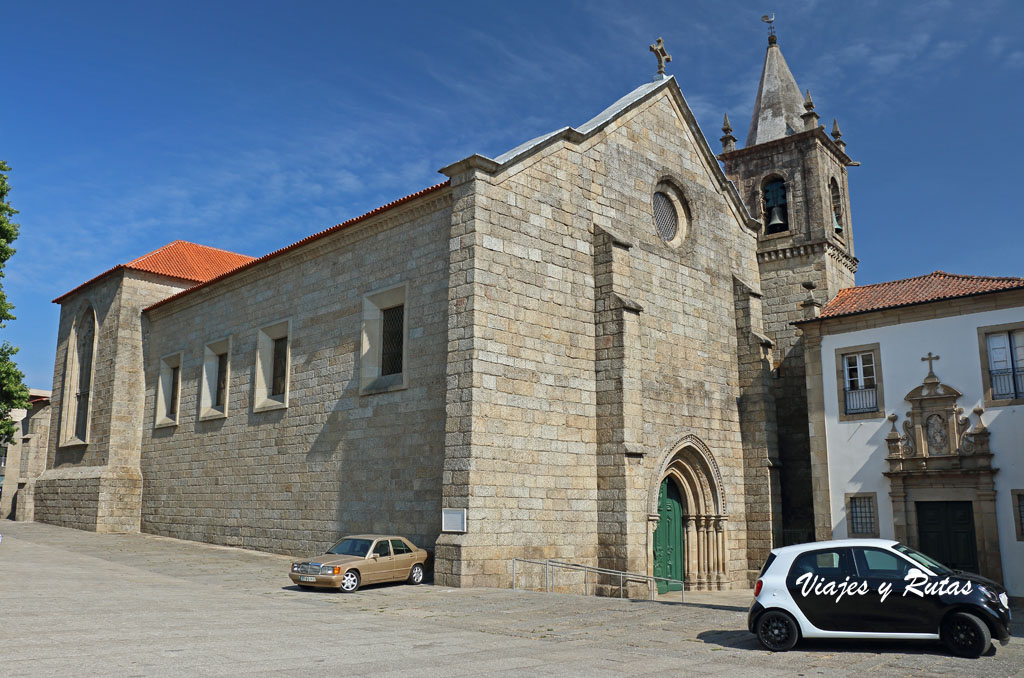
(882, 363, 1002, 584)
(884, 368, 991, 471)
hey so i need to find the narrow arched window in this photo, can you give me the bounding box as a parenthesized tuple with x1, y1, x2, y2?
(72, 307, 95, 441)
(762, 179, 789, 234)
(830, 178, 844, 234)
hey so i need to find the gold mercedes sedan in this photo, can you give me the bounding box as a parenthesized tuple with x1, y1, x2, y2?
(289, 534, 430, 593)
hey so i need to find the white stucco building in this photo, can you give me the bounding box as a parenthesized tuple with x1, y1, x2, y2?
(798, 271, 1024, 598)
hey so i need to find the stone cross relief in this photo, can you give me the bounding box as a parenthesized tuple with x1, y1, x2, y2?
(921, 351, 940, 376)
(649, 38, 672, 76)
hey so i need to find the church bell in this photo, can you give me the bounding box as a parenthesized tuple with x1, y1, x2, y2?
(766, 206, 785, 229)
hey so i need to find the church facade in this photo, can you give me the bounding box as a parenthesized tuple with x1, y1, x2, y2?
(23, 36, 858, 590)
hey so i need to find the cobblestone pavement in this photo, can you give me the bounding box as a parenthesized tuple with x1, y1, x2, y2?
(1, 522, 1020, 677)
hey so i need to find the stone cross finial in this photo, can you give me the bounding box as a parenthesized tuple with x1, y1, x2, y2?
(650, 38, 672, 76)
(922, 352, 940, 376)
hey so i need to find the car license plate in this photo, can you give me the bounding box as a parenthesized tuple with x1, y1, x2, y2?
(299, 576, 316, 582)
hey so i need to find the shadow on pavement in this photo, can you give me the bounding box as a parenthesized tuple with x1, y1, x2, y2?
(282, 580, 436, 594)
(628, 598, 749, 612)
(696, 630, 997, 657)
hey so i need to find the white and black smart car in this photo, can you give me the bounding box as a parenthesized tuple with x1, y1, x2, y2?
(748, 539, 1012, 657)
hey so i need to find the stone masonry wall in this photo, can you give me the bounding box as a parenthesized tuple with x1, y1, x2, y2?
(141, 193, 453, 557)
(438, 87, 765, 588)
(35, 271, 190, 532)
(721, 132, 856, 542)
(0, 400, 51, 520)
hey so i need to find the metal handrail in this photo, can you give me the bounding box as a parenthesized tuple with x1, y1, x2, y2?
(511, 558, 685, 602)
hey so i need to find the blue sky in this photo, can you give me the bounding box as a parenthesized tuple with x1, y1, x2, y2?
(3, 0, 1022, 388)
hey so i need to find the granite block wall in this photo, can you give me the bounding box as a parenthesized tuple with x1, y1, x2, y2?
(140, 193, 453, 557)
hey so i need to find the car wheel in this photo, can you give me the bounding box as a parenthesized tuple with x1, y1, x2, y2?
(756, 610, 800, 652)
(339, 570, 360, 593)
(941, 612, 991, 658)
(407, 563, 424, 585)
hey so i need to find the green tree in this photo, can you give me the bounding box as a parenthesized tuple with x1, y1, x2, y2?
(0, 160, 29, 445)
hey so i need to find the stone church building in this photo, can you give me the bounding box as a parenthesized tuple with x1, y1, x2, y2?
(22, 35, 859, 590)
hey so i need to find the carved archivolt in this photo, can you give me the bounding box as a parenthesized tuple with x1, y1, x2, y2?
(648, 432, 727, 516)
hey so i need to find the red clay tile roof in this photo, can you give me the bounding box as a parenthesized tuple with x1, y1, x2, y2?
(145, 180, 451, 312)
(124, 240, 255, 283)
(811, 271, 1024, 321)
(53, 241, 255, 304)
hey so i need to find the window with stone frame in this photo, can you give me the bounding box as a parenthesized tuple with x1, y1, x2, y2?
(156, 352, 183, 427)
(835, 343, 885, 423)
(254, 320, 290, 412)
(60, 305, 96, 445)
(844, 352, 877, 413)
(360, 284, 409, 394)
(200, 337, 231, 420)
(846, 493, 879, 537)
(984, 328, 1024, 401)
(762, 178, 789, 234)
(651, 181, 690, 247)
(1013, 490, 1024, 542)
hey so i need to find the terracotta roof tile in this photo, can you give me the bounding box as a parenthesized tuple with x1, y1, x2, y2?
(125, 240, 255, 283)
(815, 271, 1024, 320)
(145, 180, 450, 312)
(53, 241, 254, 304)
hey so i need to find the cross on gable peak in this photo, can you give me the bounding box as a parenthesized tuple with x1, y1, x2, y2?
(921, 351, 940, 377)
(650, 37, 672, 77)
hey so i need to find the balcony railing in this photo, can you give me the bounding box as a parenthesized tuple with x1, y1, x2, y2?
(845, 387, 878, 414)
(990, 368, 1024, 399)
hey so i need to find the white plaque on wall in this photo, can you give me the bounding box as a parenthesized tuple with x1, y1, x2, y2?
(441, 508, 467, 533)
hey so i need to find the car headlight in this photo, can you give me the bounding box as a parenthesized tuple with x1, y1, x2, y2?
(320, 565, 341, 575)
(999, 592, 1009, 610)
(291, 563, 300, 572)
(978, 585, 1000, 604)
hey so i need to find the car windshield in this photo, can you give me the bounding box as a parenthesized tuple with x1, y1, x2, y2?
(326, 538, 373, 557)
(894, 544, 954, 575)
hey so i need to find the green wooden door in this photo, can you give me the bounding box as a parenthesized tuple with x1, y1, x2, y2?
(917, 501, 979, 573)
(653, 478, 684, 593)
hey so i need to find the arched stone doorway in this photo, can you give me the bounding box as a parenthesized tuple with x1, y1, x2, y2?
(649, 435, 728, 591)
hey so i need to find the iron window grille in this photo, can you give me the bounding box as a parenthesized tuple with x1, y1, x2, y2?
(168, 366, 180, 417)
(1019, 496, 1024, 538)
(849, 496, 876, 535)
(652, 191, 678, 242)
(215, 353, 228, 408)
(380, 305, 404, 377)
(271, 337, 288, 396)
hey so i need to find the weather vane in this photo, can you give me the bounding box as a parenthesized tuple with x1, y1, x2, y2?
(762, 13, 776, 41)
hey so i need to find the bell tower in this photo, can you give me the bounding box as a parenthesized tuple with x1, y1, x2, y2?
(719, 31, 858, 543)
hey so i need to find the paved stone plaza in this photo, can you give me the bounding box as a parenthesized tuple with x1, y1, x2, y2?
(0, 522, 1020, 677)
